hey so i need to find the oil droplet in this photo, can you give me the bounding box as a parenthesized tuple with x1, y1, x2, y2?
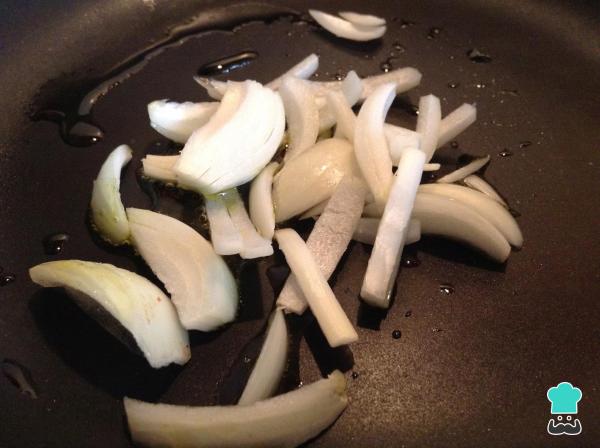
(334, 71, 345, 81)
(450, 141, 459, 148)
(427, 27, 442, 39)
(405, 310, 413, 318)
(519, 141, 532, 148)
(0, 274, 16, 287)
(439, 284, 454, 295)
(400, 19, 416, 28)
(351, 371, 359, 379)
(392, 330, 402, 339)
(2, 359, 37, 399)
(498, 149, 513, 157)
(401, 256, 421, 268)
(432, 328, 443, 333)
(475, 83, 487, 89)
(427, 172, 438, 181)
(380, 62, 391, 73)
(467, 48, 492, 63)
(393, 42, 406, 53)
(197, 51, 259, 77)
(447, 82, 460, 89)
(243, 356, 252, 364)
(33, 110, 104, 147)
(499, 89, 519, 96)
(43, 233, 70, 255)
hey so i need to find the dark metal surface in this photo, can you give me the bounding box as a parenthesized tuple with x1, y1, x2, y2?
(1, 0, 599, 446)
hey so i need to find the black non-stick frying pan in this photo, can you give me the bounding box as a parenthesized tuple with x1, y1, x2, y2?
(1, 0, 599, 446)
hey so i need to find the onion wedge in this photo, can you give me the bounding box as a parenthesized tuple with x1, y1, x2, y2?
(29, 260, 190, 368)
(147, 100, 218, 144)
(141, 154, 178, 184)
(275, 229, 358, 347)
(353, 218, 421, 245)
(416, 94, 442, 162)
(267, 53, 319, 90)
(124, 370, 347, 448)
(204, 194, 244, 256)
(412, 192, 511, 262)
(361, 148, 426, 308)
(272, 138, 360, 222)
(384, 124, 421, 165)
(277, 177, 368, 315)
(90, 144, 132, 245)
(280, 77, 320, 161)
(309, 10, 386, 41)
(338, 11, 386, 27)
(418, 183, 523, 247)
(436, 155, 490, 184)
(249, 162, 279, 240)
(437, 103, 477, 148)
(463, 175, 508, 207)
(127, 208, 238, 331)
(354, 82, 395, 213)
(238, 308, 288, 405)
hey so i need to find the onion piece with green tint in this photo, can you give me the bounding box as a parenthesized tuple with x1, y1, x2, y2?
(204, 194, 244, 256)
(141, 154, 178, 184)
(249, 162, 279, 240)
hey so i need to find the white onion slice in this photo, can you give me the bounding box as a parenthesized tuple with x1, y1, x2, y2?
(360, 67, 422, 101)
(463, 175, 508, 207)
(275, 229, 358, 347)
(124, 370, 347, 448)
(267, 53, 319, 90)
(29, 260, 190, 368)
(204, 194, 244, 256)
(238, 308, 287, 405)
(361, 148, 425, 308)
(437, 103, 477, 148)
(353, 218, 421, 245)
(141, 154, 178, 184)
(327, 90, 356, 142)
(249, 162, 279, 240)
(338, 11, 386, 27)
(416, 94, 442, 162)
(127, 208, 238, 331)
(384, 124, 421, 165)
(91, 144, 132, 245)
(436, 155, 490, 184)
(413, 192, 511, 262)
(147, 100, 218, 144)
(224, 189, 273, 259)
(418, 183, 523, 247)
(280, 77, 320, 161)
(309, 10, 386, 41)
(272, 138, 361, 222)
(354, 82, 395, 213)
(424, 163, 441, 171)
(277, 177, 368, 315)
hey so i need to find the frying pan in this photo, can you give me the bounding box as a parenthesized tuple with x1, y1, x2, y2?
(1, 0, 599, 446)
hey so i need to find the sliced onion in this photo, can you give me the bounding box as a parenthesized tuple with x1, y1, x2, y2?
(360, 67, 422, 101)
(127, 208, 238, 331)
(223, 189, 273, 259)
(353, 218, 421, 246)
(275, 229, 358, 347)
(204, 194, 244, 256)
(354, 82, 395, 212)
(412, 192, 511, 262)
(338, 11, 386, 27)
(416, 94, 442, 162)
(436, 155, 490, 184)
(361, 148, 425, 308)
(124, 370, 347, 447)
(29, 260, 190, 368)
(299, 200, 328, 220)
(272, 138, 361, 222)
(238, 308, 288, 405)
(327, 90, 356, 142)
(176, 81, 285, 194)
(277, 177, 368, 315)
(418, 183, 523, 247)
(147, 100, 218, 144)
(91, 144, 132, 245)
(309, 10, 386, 41)
(463, 175, 508, 207)
(437, 103, 477, 148)
(249, 162, 279, 240)
(384, 124, 421, 165)
(141, 154, 178, 184)
(266, 53, 319, 90)
(424, 163, 441, 171)
(279, 77, 320, 161)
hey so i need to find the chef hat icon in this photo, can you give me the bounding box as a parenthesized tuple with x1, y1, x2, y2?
(547, 382, 582, 414)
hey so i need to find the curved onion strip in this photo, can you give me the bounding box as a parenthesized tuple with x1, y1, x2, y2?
(418, 183, 523, 247)
(267, 53, 319, 90)
(204, 194, 244, 256)
(424, 163, 441, 171)
(360, 67, 422, 101)
(127, 208, 238, 331)
(280, 77, 320, 161)
(354, 82, 396, 212)
(361, 148, 425, 308)
(223, 189, 273, 259)
(327, 90, 357, 142)
(309, 10, 386, 41)
(249, 162, 279, 240)
(416, 94, 442, 162)
(437, 103, 477, 148)
(338, 11, 386, 27)
(413, 192, 511, 262)
(353, 218, 421, 245)
(384, 124, 421, 165)
(124, 371, 347, 448)
(141, 154, 178, 184)
(238, 308, 288, 405)
(277, 177, 368, 315)
(147, 100, 218, 144)
(91, 145, 132, 245)
(436, 155, 490, 184)
(30, 260, 190, 368)
(193, 76, 228, 100)
(463, 175, 508, 207)
(275, 229, 358, 347)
